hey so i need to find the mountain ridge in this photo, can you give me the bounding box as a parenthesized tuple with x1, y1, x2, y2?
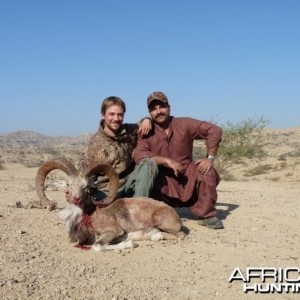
(1, 128, 300, 183)
(0, 130, 92, 167)
(0, 130, 91, 144)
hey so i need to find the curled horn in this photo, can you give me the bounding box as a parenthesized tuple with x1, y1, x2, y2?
(35, 157, 78, 208)
(83, 164, 119, 205)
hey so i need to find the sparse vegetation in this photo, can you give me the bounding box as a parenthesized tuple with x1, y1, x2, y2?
(221, 173, 237, 181)
(269, 177, 280, 182)
(277, 162, 288, 170)
(278, 154, 287, 161)
(44, 147, 60, 156)
(217, 116, 269, 171)
(286, 150, 300, 158)
(1, 122, 299, 183)
(243, 164, 273, 177)
(194, 115, 270, 176)
(23, 160, 44, 168)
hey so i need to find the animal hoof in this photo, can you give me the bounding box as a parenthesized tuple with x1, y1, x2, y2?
(177, 232, 186, 240)
(151, 232, 164, 242)
(92, 244, 103, 252)
(124, 240, 138, 249)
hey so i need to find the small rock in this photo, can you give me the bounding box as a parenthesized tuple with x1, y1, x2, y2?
(16, 201, 23, 208)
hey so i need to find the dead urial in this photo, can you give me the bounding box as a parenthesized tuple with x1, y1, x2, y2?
(35, 157, 184, 251)
(59, 196, 184, 251)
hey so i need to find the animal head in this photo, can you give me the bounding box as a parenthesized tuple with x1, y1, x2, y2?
(35, 157, 119, 209)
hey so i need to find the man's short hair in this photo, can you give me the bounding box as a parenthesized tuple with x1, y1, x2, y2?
(101, 96, 126, 114)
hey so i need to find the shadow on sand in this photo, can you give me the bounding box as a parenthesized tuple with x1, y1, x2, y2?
(176, 202, 239, 222)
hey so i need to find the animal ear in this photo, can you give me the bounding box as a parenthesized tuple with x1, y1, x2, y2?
(87, 177, 98, 188)
(83, 163, 119, 205)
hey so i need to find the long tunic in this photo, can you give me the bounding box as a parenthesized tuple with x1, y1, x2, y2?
(133, 117, 222, 215)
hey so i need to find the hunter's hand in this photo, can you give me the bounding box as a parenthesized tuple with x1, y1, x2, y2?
(165, 158, 184, 177)
(137, 118, 152, 137)
(195, 158, 213, 175)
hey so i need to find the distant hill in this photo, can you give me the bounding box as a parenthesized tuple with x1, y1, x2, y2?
(0, 130, 91, 144)
(0, 131, 92, 167)
(0, 128, 300, 182)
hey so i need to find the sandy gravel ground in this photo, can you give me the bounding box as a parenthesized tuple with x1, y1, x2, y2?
(0, 164, 299, 300)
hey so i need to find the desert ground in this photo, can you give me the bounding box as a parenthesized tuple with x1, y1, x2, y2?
(0, 127, 300, 299)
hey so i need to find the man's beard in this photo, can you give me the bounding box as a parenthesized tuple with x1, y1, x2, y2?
(153, 114, 168, 124)
(106, 122, 122, 133)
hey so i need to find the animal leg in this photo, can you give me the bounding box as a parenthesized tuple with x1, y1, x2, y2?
(149, 229, 184, 241)
(92, 240, 137, 251)
(126, 230, 149, 241)
(93, 230, 120, 246)
(92, 229, 130, 251)
(126, 228, 165, 242)
(157, 232, 180, 240)
(150, 231, 164, 242)
(127, 228, 184, 242)
(142, 228, 163, 242)
(153, 207, 182, 234)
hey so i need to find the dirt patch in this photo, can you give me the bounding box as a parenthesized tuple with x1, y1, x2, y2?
(0, 166, 299, 299)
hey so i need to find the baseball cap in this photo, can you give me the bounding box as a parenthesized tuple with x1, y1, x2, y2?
(147, 91, 168, 107)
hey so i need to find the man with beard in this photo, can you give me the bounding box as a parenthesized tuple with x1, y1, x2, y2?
(79, 96, 158, 200)
(133, 91, 224, 229)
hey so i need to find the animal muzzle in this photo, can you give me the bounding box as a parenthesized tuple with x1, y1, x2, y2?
(72, 197, 82, 205)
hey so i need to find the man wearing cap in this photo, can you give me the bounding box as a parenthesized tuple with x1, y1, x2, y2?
(133, 91, 224, 229)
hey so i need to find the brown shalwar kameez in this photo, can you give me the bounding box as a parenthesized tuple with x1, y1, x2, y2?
(133, 117, 222, 218)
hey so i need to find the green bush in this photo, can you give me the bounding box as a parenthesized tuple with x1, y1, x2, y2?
(193, 115, 270, 175)
(216, 115, 269, 173)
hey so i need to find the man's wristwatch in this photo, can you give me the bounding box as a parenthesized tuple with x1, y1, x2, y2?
(207, 154, 215, 161)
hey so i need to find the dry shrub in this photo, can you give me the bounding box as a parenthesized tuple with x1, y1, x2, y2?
(243, 164, 273, 177)
(193, 115, 270, 176)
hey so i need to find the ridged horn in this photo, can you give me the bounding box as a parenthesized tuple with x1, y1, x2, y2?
(35, 157, 79, 208)
(83, 164, 119, 205)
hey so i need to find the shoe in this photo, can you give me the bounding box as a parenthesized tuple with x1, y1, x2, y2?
(198, 216, 224, 229)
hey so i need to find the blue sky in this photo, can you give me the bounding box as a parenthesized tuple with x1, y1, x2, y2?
(1, 0, 299, 136)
